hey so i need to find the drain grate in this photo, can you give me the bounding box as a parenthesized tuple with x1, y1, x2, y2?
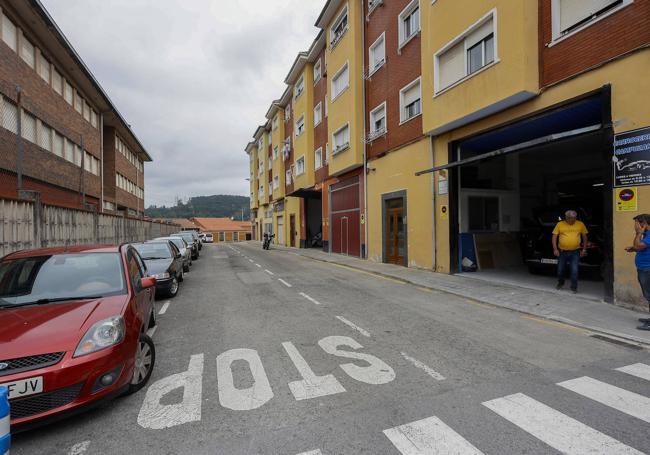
(589, 334, 644, 350)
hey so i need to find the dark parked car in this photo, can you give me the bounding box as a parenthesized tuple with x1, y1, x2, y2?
(132, 241, 184, 298)
(171, 232, 199, 260)
(155, 236, 191, 272)
(521, 206, 604, 277)
(0, 245, 156, 430)
(186, 230, 202, 251)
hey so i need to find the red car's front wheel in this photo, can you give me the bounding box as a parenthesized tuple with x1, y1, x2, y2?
(126, 334, 155, 394)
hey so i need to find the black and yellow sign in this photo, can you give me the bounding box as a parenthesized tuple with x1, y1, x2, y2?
(440, 205, 448, 220)
(616, 187, 638, 212)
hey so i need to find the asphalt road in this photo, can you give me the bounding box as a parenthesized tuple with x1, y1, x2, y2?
(12, 242, 650, 455)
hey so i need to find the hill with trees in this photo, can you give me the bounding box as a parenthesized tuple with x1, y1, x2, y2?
(145, 195, 250, 220)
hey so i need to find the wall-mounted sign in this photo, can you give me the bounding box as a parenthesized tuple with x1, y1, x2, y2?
(616, 187, 638, 212)
(360, 214, 365, 225)
(437, 176, 449, 196)
(614, 126, 650, 187)
(440, 205, 448, 220)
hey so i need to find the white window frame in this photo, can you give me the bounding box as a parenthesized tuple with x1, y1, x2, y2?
(399, 77, 422, 124)
(314, 102, 323, 127)
(272, 115, 279, 131)
(295, 115, 305, 137)
(295, 156, 305, 176)
(294, 75, 305, 100)
(369, 101, 387, 138)
(433, 9, 498, 96)
(273, 175, 280, 190)
(368, 0, 384, 16)
(284, 104, 291, 122)
(330, 4, 349, 50)
(286, 169, 292, 185)
(313, 59, 322, 84)
(273, 145, 279, 160)
(549, 0, 633, 45)
(398, 0, 420, 50)
(2, 13, 18, 52)
(331, 61, 350, 102)
(368, 32, 386, 76)
(332, 123, 350, 155)
(315, 147, 323, 169)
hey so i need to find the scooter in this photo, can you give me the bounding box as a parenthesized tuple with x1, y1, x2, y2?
(262, 234, 275, 250)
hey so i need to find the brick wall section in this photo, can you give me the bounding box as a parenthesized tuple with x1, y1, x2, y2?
(540, 0, 650, 86)
(314, 46, 330, 184)
(364, 0, 423, 161)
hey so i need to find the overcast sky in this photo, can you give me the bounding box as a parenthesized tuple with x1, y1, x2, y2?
(41, 0, 323, 207)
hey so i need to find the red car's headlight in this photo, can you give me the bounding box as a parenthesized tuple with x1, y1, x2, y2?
(74, 316, 125, 358)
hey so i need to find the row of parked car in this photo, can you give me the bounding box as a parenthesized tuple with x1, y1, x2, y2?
(0, 230, 207, 431)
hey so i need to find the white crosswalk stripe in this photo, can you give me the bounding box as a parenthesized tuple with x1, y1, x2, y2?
(616, 363, 650, 381)
(482, 392, 644, 455)
(383, 416, 484, 455)
(558, 376, 650, 423)
(295, 451, 322, 455)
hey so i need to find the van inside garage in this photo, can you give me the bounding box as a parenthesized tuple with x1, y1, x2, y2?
(449, 93, 614, 301)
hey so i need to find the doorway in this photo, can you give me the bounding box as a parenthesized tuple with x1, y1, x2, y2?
(277, 216, 284, 245)
(382, 191, 407, 266)
(330, 176, 361, 257)
(290, 214, 296, 247)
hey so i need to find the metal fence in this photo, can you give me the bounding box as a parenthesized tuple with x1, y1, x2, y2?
(0, 198, 179, 257)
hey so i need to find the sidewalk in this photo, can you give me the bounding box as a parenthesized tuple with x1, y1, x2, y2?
(267, 243, 650, 347)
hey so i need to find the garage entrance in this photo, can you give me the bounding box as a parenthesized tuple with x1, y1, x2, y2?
(330, 176, 361, 257)
(446, 92, 614, 301)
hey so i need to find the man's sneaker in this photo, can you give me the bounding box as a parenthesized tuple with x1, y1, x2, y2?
(637, 322, 650, 331)
(556, 282, 564, 290)
(638, 318, 650, 323)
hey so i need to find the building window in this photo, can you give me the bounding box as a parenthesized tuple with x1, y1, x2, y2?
(295, 75, 305, 100)
(273, 145, 279, 160)
(53, 132, 64, 157)
(63, 81, 73, 105)
(52, 68, 63, 95)
(273, 175, 279, 190)
(284, 103, 291, 122)
(330, 5, 349, 49)
(552, 0, 631, 39)
(234, 232, 239, 242)
(368, 0, 384, 15)
(315, 147, 323, 169)
(38, 53, 50, 83)
(313, 59, 322, 84)
(64, 139, 75, 163)
(20, 37, 35, 69)
(331, 62, 349, 101)
(369, 102, 387, 138)
(272, 115, 279, 131)
(286, 169, 292, 185)
(369, 33, 386, 75)
(332, 123, 350, 154)
(314, 102, 323, 126)
(74, 92, 83, 114)
(398, 1, 420, 48)
(296, 156, 305, 175)
(400, 77, 421, 123)
(37, 122, 52, 152)
(1, 97, 18, 134)
(1, 14, 17, 52)
(21, 111, 36, 143)
(435, 12, 496, 93)
(295, 115, 305, 137)
(91, 109, 98, 128)
(219, 232, 225, 242)
(83, 101, 91, 122)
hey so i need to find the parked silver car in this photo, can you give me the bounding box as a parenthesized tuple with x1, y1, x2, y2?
(155, 236, 192, 272)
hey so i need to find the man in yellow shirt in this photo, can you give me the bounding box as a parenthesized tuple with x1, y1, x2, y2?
(552, 210, 589, 293)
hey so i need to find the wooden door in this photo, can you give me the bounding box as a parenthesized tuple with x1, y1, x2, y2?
(290, 215, 296, 247)
(385, 199, 406, 265)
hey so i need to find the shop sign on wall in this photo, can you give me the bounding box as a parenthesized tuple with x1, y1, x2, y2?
(614, 126, 650, 187)
(616, 187, 638, 212)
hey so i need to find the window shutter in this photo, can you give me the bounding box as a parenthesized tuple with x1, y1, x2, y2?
(52, 68, 63, 95)
(559, 0, 618, 32)
(38, 53, 50, 83)
(20, 38, 35, 68)
(53, 133, 64, 157)
(22, 111, 36, 143)
(466, 19, 493, 48)
(2, 97, 18, 134)
(38, 122, 52, 151)
(402, 82, 420, 107)
(2, 14, 17, 51)
(439, 41, 465, 89)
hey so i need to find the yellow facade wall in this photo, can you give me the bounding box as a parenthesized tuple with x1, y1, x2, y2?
(367, 139, 433, 269)
(272, 111, 286, 200)
(326, 0, 364, 176)
(421, 0, 539, 135)
(430, 49, 650, 308)
(293, 64, 316, 190)
(284, 196, 302, 248)
(249, 145, 259, 209)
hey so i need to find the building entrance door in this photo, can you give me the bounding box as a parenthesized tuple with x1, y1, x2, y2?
(384, 198, 406, 265)
(277, 216, 284, 245)
(290, 214, 296, 247)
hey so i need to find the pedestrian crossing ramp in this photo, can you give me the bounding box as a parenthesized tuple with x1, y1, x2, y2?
(380, 362, 650, 455)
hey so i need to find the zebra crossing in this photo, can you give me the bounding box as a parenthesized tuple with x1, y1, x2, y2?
(302, 362, 650, 455)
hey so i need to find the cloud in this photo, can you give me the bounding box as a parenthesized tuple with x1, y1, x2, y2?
(41, 0, 323, 206)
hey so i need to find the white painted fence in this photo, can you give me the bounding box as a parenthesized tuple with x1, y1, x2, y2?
(0, 198, 178, 256)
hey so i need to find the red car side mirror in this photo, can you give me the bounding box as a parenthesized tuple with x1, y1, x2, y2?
(140, 277, 157, 289)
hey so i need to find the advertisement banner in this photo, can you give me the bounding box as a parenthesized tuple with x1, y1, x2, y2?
(614, 126, 650, 187)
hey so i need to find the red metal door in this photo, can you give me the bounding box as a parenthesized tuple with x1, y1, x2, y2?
(330, 177, 361, 257)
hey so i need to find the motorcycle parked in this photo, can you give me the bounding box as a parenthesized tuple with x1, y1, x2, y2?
(262, 234, 275, 250)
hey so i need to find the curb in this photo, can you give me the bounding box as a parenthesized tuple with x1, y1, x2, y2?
(272, 246, 650, 349)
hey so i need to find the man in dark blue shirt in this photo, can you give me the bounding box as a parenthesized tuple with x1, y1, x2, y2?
(626, 214, 650, 331)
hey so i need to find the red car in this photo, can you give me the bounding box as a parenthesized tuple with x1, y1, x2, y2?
(0, 245, 157, 430)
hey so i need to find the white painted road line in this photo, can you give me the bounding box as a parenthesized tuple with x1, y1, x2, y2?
(278, 278, 292, 288)
(483, 393, 644, 455)
(401, 352, 446, 381)
(295, 451, 322, 455)
(383, 415, 484, 455)
(265, 269, 274, 275)
(147, 326, 157, 338)
(67, 441, 91, 455)
(282, 341, 346, 400)
(299, 292, 321, 305)
(159, 300, 171, 315)
(255, 263, 262, 268)
(558, 376, 650, 423)
(616, 363, 650, 381)
(335, 316, 371, 338)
